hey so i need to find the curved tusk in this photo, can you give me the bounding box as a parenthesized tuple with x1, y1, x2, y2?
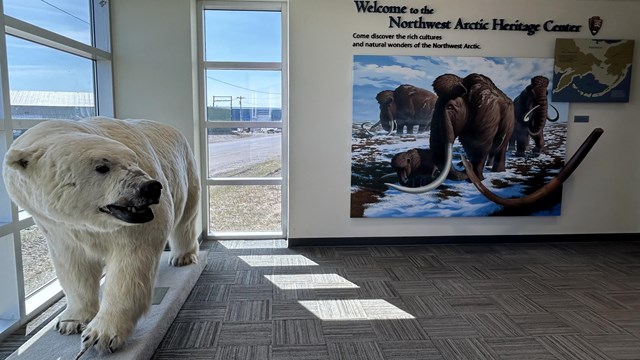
(522, 104, 540, 123)
(361, 120, 381, 136)
(385, 143, 453, 194)
(463, 128, 604, 208)
(381, 172, 398, 180)
(547, 103, 560, 122)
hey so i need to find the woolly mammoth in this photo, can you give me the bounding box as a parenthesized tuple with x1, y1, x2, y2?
(508, 75, 559, 157)
(392, 84, 437, 134)
(362, 84, 437, 135)
(386, 73, 514, 194)
(390, 148, 437, 187)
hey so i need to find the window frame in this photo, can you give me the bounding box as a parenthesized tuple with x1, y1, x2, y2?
(197, 0, 289, 239)
(0, 0, 113, 342)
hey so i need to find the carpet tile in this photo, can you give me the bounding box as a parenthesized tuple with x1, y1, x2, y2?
(369, 319, 429, 341)
(323, 321, 376, 343)
(225, 300, 271, 322)
(418, 315, 480, 339)
(272, 345, 330, 360)
(555, 310, 627, 335)
(490, 294, 548, 314)
(327, 341, 385, 360)
(156, 321, 220, 349)
(402, 295, 455, 316)
(461, 313, 527, 337)
(212, 345, 271, 360)
(484, 337, 557, 359)
(536, 335, 611, 360)
(378, 340, 443, 359)
(432, 338, 499, 360)
(583, 334, 640, 360)
(216, 322, 272, 346)
(274, 319, 325, 345)
(509, 313, 578, 336)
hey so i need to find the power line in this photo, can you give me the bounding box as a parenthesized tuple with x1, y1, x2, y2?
(207, 75, 281, 95)
(39, 0, 89, 25)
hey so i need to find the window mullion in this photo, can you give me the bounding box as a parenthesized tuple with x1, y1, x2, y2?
(0, 2, 25, 342)
(92, 0, 114, 117)
(204, 61, 281, 71)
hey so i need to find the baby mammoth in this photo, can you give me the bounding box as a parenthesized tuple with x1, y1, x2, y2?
(390, 148, 437, 187)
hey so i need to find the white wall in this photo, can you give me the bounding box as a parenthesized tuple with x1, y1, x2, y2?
(110, 0, 202, 236)
(109, 0, 640, 242)
(289, 0, 640, 239)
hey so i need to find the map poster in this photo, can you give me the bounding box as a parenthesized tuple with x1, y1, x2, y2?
(552, 38, 634, 103)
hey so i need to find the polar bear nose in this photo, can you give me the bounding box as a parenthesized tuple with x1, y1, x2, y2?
(139, 180, 163, 204)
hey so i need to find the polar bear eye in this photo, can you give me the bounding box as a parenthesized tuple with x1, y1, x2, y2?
(95, 165, 111, 174)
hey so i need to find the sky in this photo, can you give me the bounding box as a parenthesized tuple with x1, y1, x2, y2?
(204, 10, 282, 109)
(4, 0, 94, 92)
(352, 55, 568, 122)
(3, 1, 283, 110)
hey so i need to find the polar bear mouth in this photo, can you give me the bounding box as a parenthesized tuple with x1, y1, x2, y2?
(99, 204, 155, 224)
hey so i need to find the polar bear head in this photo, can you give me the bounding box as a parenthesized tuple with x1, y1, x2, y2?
(3, 132, 163, 232)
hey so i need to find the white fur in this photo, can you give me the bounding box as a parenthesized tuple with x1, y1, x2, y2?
(2, 117, 200, 353)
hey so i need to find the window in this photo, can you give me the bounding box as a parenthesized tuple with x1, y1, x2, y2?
(199, 1, 288, 239)
(7, 35, 96, 120)
(0, 0, 112, 342)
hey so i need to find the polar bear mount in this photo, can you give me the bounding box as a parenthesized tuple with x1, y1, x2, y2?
(2, 117, 200, 354)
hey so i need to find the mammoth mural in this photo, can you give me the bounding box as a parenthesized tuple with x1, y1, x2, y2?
(508, 75, 560, 157)
(350, 54, 603, 218)
(386, 73, 515, 194)
(362, 84, 437, 135)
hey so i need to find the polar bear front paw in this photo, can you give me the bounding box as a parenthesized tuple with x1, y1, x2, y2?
(169, 251, 198, 266)
(80, 316, 130, 353)
(55, 308, 96, 335)
(55, 319, 86, 335)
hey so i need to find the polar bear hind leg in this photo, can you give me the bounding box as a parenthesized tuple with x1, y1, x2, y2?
(168, 214, 199, 266)
(168, 167, 200, 266)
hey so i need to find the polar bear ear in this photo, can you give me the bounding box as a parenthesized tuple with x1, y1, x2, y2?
(5, 146, 44, 170)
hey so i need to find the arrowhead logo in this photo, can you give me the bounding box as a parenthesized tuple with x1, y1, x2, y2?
(589, 16, 603, 36)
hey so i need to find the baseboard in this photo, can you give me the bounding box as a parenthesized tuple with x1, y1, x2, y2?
(288, 233, 639, 247)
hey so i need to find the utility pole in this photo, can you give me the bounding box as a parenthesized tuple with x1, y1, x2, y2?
(236, 96, 245, 120)
(236, 96, 248, 132)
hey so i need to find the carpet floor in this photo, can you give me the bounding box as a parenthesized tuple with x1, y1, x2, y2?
(3, 240, 639, 359)
(150, 239, 640, 360)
